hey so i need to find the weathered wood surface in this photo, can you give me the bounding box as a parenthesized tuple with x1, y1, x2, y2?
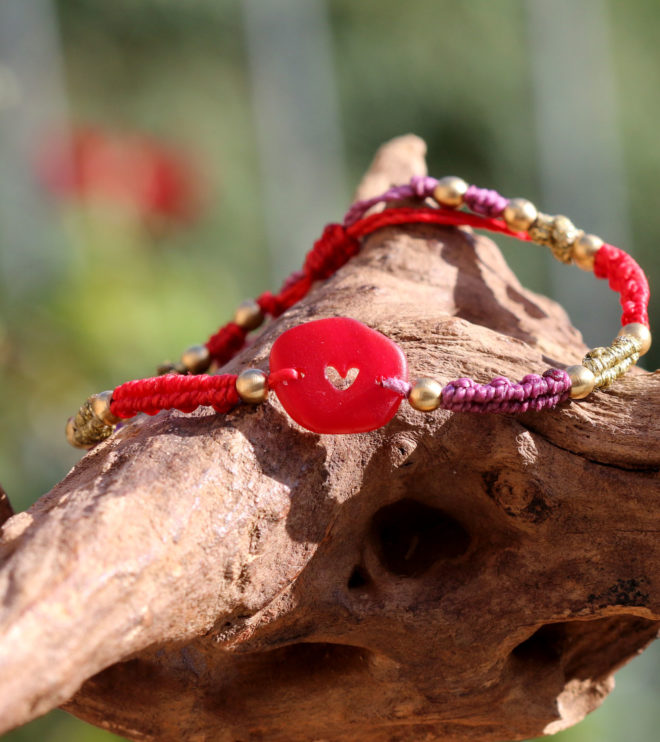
(0, 135, 658, 742)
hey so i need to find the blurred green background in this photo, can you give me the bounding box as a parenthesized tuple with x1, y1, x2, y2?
(0, 1, 658, 740)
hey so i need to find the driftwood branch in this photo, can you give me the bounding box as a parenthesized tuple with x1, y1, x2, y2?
(0, 135, 658, 742)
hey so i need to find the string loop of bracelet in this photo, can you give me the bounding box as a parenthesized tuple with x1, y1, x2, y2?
(66, 175, 651, 448)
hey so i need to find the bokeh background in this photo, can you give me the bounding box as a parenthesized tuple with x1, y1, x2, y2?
(0, 1, 658, 740)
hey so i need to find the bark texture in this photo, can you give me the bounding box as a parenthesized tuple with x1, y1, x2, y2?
(0, 135, 658, 742)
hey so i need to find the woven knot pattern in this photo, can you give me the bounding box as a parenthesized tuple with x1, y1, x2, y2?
(110, 374, 240, 418)
(205, 322, 247, 366)
(343, 176, 439, 226)
(409, 174, 440, 197)
(303, 223, 360, 281)
(583, 335, 642, 388)
(463, 185, 509, 218)
(440, 369, 571, 413)
(594, 244, 650, 326)
(257, 275, 312, 318)
(69, 399, 115, 447)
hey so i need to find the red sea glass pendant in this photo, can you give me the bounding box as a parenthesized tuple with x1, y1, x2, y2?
(269, 317, 408, 434)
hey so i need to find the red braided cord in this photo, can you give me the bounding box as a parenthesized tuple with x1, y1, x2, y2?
(257, 275, 312, 318)
(203, 209, 525, 364)
(111, 207, 649, 421)
(256, 223, 360, 317)
(345, 206, 529, 242)
(205, 322, 247, 365)
(594, 244, 650, 327)
(110, 374, 239, 418)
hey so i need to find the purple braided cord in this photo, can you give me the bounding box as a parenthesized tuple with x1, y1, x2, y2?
(343, 175, 439, 226)
(440, 369, 571, 413)
(463, 184, 509, 218)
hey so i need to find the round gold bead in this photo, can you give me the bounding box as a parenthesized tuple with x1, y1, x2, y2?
(433, 176, 468, 208)
(617, 322, 652, 356)
(566, 365, 596, 400)
(181, 344, 211, 374)
(572, 232, 603, 272)
(90, 391, 121, 426)
(236, 368, 269, 404)
(551, 215, 579, 248)
(408, 377, 443, 412)
(234, 300, 265, 332)
(65, 417, 91, 449)
(502, 198, 538, 232)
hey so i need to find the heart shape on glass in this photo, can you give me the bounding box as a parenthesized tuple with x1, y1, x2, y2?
(324, 366, 359, 391)
(269, 317, 408, 434)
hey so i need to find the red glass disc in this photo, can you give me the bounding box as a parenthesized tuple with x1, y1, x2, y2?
(269, 317, 408, 434)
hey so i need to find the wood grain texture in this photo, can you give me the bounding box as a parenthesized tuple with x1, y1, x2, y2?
(0, 135, 658, 742)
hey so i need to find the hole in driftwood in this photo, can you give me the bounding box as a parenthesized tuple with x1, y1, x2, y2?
(511, 615, 660, 682)
(370, 498, 470, 577)
(347, 566, 370, 590)
(324, 366, 359, 391)
(512, 623, 566, 665)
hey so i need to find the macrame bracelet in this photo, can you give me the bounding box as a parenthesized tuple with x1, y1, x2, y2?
(66, 175, 651, 447)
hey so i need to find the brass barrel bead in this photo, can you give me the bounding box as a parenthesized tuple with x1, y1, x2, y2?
(617, 323, 652, 356)
(550, 215, 579, 264)
(552, 215, 579, 246)
(65, 417, 87, 449)
(234, 300, 265, 332)
(91, 391, 121, 427)
(65, 398, 115, 449)
(528, 213, 579, 264)
(572, 232, 603, 272)
(181, 344, 211, 374)
(590, 356, 637, 389)
(566, 365, 596, 399)
(582, 335, 641, 388)
(236, 368, 268, 404)
(502, 198, 538, 232)
(528, 213, 554, 246)
(433, 176, 468, 208)
(583, 347, 612, 379)
(609, 335, 641, 361)
(408, 377, 443, 412)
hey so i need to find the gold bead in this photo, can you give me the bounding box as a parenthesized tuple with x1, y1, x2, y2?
(502, 198, 538, 232)
(528, 212, 554, 246)
(90, 391, 121, 426)
(181, 344, 211, 374)
(617, 323, 652, 356)
(572, 232, 603, 272)
(236, 368, 268, 404)
(549, 215, 579, 264)
(552, 215, 579, 248)
(234, 300, 265, 331)
(408, 377, 443, 412)
(566, 365, 596, 399)
(433, 176, 468, 208)
(65, 417, 92, 449)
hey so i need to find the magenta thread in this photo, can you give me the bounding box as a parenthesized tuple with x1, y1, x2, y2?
(343, 175, 439, 226)
(380, 377, 412, 397)
(462, 185, 509, 218)
(440, 369, 571, 413)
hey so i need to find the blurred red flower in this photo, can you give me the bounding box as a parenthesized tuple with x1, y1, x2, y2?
(37, 126, 205, 228)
